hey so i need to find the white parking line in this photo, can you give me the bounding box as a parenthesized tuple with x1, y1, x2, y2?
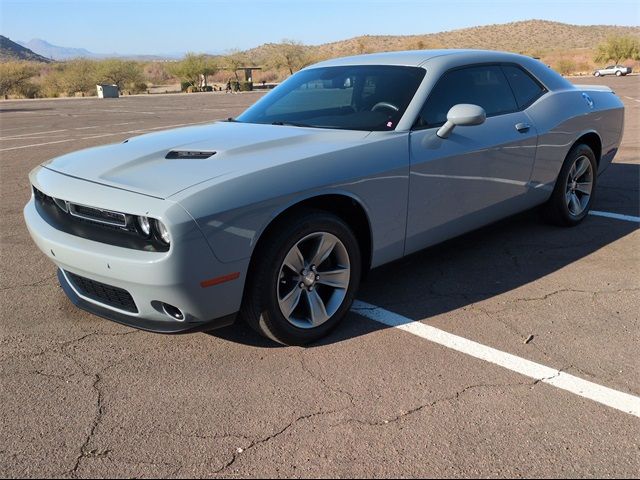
(0, 120, 211, 152)
(589, 210, 640, 223)
(351, 300, 640, 417)
(0, 138, 77, 152)
(0, 129, 68, 140)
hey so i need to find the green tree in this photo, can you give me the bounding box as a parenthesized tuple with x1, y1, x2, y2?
(269, 40, 312, 75)
(223, 49, 247, 81)
(169, 53, 219, 89)
(0, 62, 38, 96)
(97, 59, 144, 90)
(59, 58, 97, 95)
(594, 36, 640, 65)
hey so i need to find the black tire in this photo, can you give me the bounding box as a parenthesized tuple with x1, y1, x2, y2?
(241, 209, 361, 345)
(594, 71, 601, 77)
(616, 70, 622, 76)
(543, 144, 597, 226)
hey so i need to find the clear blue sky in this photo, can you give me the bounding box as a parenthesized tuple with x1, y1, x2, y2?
(1, 0, 639, 55)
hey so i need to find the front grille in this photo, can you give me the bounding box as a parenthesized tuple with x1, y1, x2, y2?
(65, 271, 138, 313)
(68, 203, 127, 227)
(32, 186, 169, 252)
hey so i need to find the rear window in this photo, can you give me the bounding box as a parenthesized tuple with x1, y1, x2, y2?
(502, 65, 545, 109)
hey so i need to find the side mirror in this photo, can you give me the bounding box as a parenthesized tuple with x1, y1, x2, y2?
(436, 104, 486, 139)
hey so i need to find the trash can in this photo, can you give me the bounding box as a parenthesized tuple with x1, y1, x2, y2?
(96, 84, 119, 98)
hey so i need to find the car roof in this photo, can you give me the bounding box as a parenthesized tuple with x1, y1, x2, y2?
(311, 49, 530, 68)
(308, 49, 573, 92)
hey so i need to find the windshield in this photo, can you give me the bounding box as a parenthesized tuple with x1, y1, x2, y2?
(236, 65, 426, 131)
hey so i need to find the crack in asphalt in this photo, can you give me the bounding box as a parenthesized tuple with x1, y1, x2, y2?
(510, 287, 640, 303)
(0, 274, 57, 291)
(211, 410, 332, 475)
(70, 373, 106, 477)
(332, 375, 567, 429)
(298, 352, 356, 410)
(209, 354, 361, 476)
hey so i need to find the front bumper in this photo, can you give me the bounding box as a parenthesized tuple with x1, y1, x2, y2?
(24, 167, 248, 333)
(57, 269, 235, 333)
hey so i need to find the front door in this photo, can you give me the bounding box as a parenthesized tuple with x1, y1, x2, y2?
(405, 64, 540, 254)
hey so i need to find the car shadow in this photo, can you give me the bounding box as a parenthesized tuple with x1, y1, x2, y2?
(207, 162, 639, 347)
(0, 108, 54, 113)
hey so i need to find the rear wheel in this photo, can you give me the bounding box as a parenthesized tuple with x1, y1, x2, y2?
(543, 144, 597, 226)
(241, 210, 361, 345)
(594, 71, 601, 77)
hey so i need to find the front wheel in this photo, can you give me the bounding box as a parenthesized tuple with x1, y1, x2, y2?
(543, 144, 597, 226)
(241, 210, 361, 345)
(616, 70, 622, 76)
(594, 71, 601, 77)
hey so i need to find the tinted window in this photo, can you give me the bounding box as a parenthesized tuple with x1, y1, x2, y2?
(237, 65, 426, 131)
(502, 65, 545, 108)
(417, 65, 517, 127)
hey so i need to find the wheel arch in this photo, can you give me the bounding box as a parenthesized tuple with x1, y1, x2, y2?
(572, 131, 602, 167)
(248, 192, 374, 279)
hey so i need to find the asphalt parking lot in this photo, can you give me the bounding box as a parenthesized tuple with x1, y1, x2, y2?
(1, 76, 638, 478)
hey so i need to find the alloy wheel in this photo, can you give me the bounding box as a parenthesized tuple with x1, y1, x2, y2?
(565, 155, 593, 217)
(277, 232, 350, 329)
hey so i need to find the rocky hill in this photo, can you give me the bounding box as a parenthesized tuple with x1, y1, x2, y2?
(0, 35, 51, 62)
(245, 20, 640, 64)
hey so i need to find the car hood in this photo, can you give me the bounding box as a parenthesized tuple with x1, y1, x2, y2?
(43, 121, 371, 198)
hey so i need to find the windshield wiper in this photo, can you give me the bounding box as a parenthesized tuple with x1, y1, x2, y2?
(271, 121, 313, 128)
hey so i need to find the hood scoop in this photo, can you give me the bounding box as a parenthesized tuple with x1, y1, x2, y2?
(165, 150, 216, 159)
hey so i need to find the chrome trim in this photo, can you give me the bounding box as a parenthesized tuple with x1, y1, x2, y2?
(61, 269, 140, 317)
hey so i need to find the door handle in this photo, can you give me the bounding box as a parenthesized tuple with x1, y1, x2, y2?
(515, 122, 531, 133)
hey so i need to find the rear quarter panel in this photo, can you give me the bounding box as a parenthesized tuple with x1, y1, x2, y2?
(526, 87, 624, 194)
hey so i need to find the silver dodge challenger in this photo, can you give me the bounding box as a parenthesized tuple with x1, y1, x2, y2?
(24, 50, 624, 345)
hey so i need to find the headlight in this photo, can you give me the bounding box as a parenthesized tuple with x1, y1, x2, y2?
(137, 216, 151, 236)
(155, 219, 171, 245)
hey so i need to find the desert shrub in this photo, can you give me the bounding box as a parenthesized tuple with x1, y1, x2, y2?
(58, 58, 98, 95)
(126, 81, 148, 94)
(255, 70, 278, 83)
(169, 53, 218, 89)
(38, 67, 64, 97)
(143, 62, 171, 84)
(595, 36, 640, 64)
(97, 59, 144, 90)
(239, 81, 253, 91)
(16, 82, 41, 98)
(555, 59, 576, 75)
(0, 61, 39, 96)
(265, 40, 313, 75)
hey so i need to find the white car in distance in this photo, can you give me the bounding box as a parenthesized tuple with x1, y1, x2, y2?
(593, 65, 632, 77)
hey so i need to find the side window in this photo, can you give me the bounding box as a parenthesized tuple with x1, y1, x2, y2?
(502, 65, 545, 109)
(417, 65, 517, 127)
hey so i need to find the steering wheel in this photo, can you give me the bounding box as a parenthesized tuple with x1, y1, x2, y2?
(371, 101, 399, 113)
